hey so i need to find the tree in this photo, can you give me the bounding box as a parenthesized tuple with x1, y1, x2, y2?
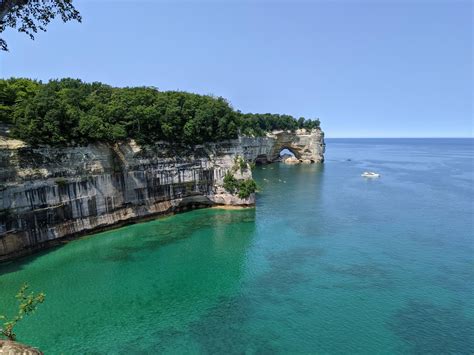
(237, 179, 257, 199)
(0, 283, 45, 341)
(0, 0, 81, 51)
(223, 171, 238, 194)
(1, 77, 321, 146)
(222, 169, 257, 199)
(0, 77, 40, 123)
(298, 117, 305, 128)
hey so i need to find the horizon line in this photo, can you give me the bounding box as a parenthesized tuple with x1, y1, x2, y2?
(326, 137, 473, 139)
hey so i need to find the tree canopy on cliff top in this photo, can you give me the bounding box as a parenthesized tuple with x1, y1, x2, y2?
(0, 78, 320, 146)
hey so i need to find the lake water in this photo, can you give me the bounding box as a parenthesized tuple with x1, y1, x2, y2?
(0, 138, 473, 354)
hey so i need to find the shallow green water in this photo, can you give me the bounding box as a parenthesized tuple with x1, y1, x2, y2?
(0, 138, 473, 354)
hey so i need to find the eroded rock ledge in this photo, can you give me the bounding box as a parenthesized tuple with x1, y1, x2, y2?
(0, 340, 43, 355)
(0, 128, 324, 261)
(241, 129, 325, 164)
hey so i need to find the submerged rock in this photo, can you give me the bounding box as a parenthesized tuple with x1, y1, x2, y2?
(0, 340, 42, 355)
(279, 153, 293, 162)
(284, 156, 300, 164)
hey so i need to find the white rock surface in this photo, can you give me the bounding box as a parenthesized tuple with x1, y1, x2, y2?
(0, 129, 324, 261)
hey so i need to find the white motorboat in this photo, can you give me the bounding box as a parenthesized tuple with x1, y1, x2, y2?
(361, 171, 380, 178)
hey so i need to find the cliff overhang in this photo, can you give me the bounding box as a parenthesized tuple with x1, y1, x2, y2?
(0, 128, 324, 261)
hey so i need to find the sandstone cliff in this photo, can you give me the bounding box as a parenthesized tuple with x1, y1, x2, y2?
(0, 128, 324, 261)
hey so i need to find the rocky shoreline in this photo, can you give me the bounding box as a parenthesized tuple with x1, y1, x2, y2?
(0, 129, 324, 262)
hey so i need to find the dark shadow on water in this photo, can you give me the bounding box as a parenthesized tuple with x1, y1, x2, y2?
(255, 247, 324, 293)
(435, 264, 474, 295)
(0, 208, 257, 275)
(188, 295, 278, 355)
(100, 208, 256, 263)
(184, 248, 326, 353)
(142, 247, 326, 353)
(388, 300, 474, 354)
(323, 261, 396, 290)
(119, 293, 277, 354)
(0, 243, 65, 277)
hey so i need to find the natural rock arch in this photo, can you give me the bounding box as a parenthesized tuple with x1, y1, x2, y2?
(0, 128, 325, 261)
(241, 129, 325, 164)
(276, 146, 301, 160)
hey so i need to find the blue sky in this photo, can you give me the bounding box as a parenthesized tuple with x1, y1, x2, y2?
(0, 0, 472, 137)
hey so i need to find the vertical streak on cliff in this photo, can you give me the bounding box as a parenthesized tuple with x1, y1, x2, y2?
(0, 128, 324, 261)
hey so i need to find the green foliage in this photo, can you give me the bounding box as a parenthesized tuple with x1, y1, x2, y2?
(222, 171, 257, 199)
(238, 112, 320, 137)
(0, 78, 40, 123)
(233, 155, 248, 173)
(0, 284, 45, 341)
(223, 171, 239, 194)
(0, 0, 82, 51)
(0, 78, 320, 146)
(237, 179, 258, 199)
(238, 157, 247, 172)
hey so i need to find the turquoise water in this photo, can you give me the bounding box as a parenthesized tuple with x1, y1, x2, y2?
(0, 138, 473, 354)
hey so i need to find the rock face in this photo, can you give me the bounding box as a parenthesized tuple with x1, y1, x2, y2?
(0, 340, 43, 354)
(284, 156, 300, 165)
(0, 128, 324, 261)
(239, 128, 325, 164)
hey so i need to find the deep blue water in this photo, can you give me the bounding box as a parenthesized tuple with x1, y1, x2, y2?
(0, 138, 473, 353)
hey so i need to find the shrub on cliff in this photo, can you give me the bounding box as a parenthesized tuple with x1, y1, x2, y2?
(232, 156, 248, 173)
(223, 171, 239, 193)
(237, 179, 258, 199)
(223, 171, 257, 199)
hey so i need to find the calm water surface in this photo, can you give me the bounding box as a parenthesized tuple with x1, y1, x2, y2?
(0, 138, 473, 354)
